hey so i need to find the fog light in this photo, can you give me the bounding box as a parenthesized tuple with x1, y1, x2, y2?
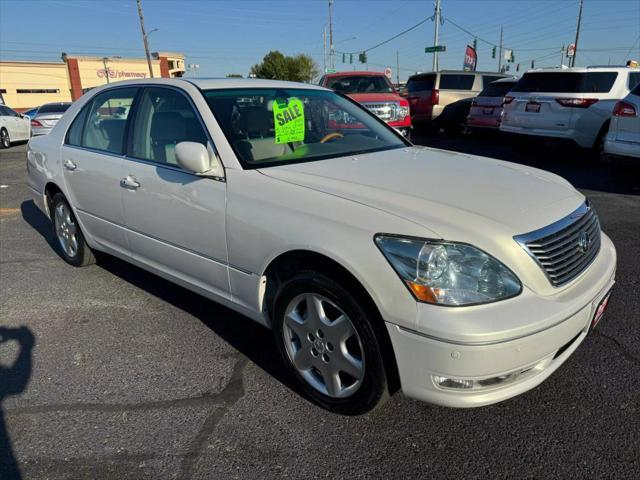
(433, 376, 474, 389)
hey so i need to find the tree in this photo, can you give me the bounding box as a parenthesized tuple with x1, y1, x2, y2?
(250, 51, 318, 83)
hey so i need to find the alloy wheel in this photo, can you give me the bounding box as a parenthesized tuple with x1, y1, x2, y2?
(1, 130, 9, 148)
(282, 293, 365, 398)
(54, 203, 79, 258)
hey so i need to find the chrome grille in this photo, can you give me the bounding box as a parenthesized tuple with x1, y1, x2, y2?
(362, 102, 399, 122)
(514, 202, 601, 287)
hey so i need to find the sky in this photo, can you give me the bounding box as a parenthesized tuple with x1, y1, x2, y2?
(1, 0, 639, 82)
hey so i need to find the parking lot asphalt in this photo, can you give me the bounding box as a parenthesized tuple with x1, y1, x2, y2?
(1, 136, 639, 480)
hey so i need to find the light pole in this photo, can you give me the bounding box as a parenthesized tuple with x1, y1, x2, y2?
(136, 0, 155, 78)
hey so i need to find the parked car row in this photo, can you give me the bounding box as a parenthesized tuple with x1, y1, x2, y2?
(0, 102, 73, 148)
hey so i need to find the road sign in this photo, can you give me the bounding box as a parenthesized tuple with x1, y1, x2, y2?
(425, 45, 446, 53)
(325, 68, 336, 74)
(384, 67, 392, 78)
(567, 43, 576, 57)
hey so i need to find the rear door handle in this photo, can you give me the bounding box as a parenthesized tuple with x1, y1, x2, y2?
(120, 175, 141, 190)
(63, 159, 77, 171)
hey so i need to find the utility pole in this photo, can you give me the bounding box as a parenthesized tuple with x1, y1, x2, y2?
(498, 26, 503, 72)
(560, 45, 565, 67)
(432, 0, 441, 72)
(323, 26, 327, 73)
(396, 50, 400, 85)
(136, 0, 154, 78)
(328, 0, 334, 70)
(571, 0, 584, 67)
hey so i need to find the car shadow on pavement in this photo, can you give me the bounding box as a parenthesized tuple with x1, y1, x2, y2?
(20, 199, 303, 399)
(0, 326, 35, 480)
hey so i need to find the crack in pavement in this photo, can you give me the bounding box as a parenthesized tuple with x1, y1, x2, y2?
(5, 354, 247, 416)
(594, 331, 640, 366)
(178, 354, 249, 480)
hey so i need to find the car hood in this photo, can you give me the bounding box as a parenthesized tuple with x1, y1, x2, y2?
(346, 92, 403, 103)
(258, 146, 583, 240)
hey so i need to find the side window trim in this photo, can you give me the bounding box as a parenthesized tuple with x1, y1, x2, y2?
(124, 85, 222, 172)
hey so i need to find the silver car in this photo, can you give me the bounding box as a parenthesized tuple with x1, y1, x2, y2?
(30, 102, 72, 136)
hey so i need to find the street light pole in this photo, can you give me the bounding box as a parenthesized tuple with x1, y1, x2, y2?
(432, 0, 441, 72)
(136, 0, 154, 78)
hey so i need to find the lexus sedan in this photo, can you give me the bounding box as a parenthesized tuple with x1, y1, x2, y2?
(26, 78, 616, 414)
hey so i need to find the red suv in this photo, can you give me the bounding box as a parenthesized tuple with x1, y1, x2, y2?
(319, 71, 412, 137)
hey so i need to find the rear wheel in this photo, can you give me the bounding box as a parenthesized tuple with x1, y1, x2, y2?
(273, 272, 389, 415)
(50, 193, 95, 267)
(0, 128, 10, 149)
(593, 122, 610, 163)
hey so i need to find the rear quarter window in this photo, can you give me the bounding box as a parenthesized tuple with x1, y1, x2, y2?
(438, 74, 475, 90)
(579, 72, 618, 93)
(407, 75, 436, 93)
(628, 72, 640, 91)
(479, 82, 517, 97)
(482, 75, 506, 88)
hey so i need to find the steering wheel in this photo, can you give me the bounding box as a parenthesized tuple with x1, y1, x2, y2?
(319, 132, 344, 144)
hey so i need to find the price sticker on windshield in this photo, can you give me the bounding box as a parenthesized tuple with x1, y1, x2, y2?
(273, 98, 305, 144)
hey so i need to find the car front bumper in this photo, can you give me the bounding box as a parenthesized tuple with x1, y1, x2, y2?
(386, 234, 616, 408)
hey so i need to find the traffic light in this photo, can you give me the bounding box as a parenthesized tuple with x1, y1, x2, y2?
(342, 53, 345, 63)
(510, 51, 515, 63)
(350, 53, 353, 64)
(472, 39, 477, 50)
(358, 52, 367, 63)
(531, 60, 535, 68)
(492, 46, 496, 58)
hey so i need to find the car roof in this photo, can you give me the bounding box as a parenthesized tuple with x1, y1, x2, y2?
(523, 66, 639, 73)
(408, 70, 508, 79)
(86, 77, 329, 92)
(323, 71, 386, 77)
(490, 77, 518, 84)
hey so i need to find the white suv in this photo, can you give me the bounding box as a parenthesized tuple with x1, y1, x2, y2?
(500, 67, 640, 153)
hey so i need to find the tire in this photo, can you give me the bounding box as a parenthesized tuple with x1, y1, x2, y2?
(50, 192, 95, 267)
(0, 128, 10, 149)
(593, 122, 610, 163)
(272, 271, 389, 415)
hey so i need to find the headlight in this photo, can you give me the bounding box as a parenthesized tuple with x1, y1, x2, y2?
(375, 235, 522, 306)
(397, 105, 410, 120)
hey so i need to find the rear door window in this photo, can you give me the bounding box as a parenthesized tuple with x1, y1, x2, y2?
(482, 75, 506, 88)
(80, 88, 137, 154)
(479, 82, 517, 97)
(407, 74, 436, 93)
(438, 74, 475, 90)
(628, 72, 640, 90)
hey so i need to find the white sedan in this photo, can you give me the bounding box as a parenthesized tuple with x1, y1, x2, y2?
(0, 104, 31, 148)
(26, 78, 616, 414)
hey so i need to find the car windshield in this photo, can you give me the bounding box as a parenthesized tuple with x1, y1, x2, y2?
(512, 72, 618, 93)
(38, 103, 71, 114)
(325, 75, 394, 94)
(479, 81, 516, 97)
(203, 88, 407, 169)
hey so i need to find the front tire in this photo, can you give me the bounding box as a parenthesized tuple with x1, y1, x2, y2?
(273, 272, 389, 415)
(0, 128, 10, 149)
(50, 193, 95, 267)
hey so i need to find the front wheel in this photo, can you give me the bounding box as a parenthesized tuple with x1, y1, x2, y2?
(273, 272, 389, 415)
(50, 193, 95, 267)
(0, 128, 10, 149)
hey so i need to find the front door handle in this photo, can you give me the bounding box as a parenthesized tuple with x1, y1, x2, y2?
(63, 159, 77, 171)
(120, 175, 141, 190)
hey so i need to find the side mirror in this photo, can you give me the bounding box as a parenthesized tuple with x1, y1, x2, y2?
(175, 141, 211, 174)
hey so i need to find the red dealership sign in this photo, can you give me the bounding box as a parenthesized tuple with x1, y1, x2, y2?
(463, 45, 477, 72)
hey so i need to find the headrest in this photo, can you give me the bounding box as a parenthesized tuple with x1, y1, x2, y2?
(150, 111, 186, 141)
(241, 107, 271, 137)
